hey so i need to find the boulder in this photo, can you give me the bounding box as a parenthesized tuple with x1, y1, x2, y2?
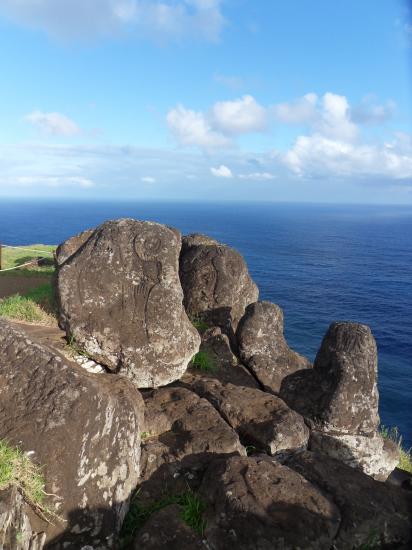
(237, 301, 311, 393)
(191, 378, 309, 455)
(0, 487, 46, 550)
(140, 387, 245, 481)
(280, 322, 399, 480)
(0, 319, 144, 548)
(56, 218, 200, 388)
(54, 228, 95, 266)
(286, 450, 412, 549)
(199, 455, 341, 549)
(179, 233, 258, 337)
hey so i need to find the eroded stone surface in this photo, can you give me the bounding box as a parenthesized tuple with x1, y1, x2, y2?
(191, 378, 309, 455)
(199, 455, 341, 550)
(180, 233, 258, 337)
(0, 487, 46, 550)
(55, 227, 95, 266)
(237, 301, 311, 393)
(0, 319, 144, 548)
(140, 386, 245, 481)
(286, 451, 412, 549)
(56, 218, 200, 388)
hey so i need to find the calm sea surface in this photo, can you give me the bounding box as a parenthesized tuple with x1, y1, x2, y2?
(1, 199, 411, 447)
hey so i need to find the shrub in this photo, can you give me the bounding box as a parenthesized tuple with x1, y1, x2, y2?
(190, 350, 216, 372)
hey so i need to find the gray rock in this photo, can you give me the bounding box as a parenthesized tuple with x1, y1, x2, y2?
(56, 219, 200, 388)
(191, 378, 309, 455)
(54, 228, 95, 266)
(199, 455, 341, 550)
(237, 301, 311, 393)
(0, 487, 46, 550)
(179, 233, 258, 337)
(286, 450, 412, 549)
(280, 322, 398, 480)
(0, 319, 144, 548)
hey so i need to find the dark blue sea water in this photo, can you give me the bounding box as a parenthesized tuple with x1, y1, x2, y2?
(1, 199, 411, 447)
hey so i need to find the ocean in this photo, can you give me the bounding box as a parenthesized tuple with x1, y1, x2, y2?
(1, 199, 411, 447)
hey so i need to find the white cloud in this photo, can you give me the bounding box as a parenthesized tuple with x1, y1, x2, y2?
(167, 105, 229, 148)
(210, 164, 233, 177)
(0, 0, 225, 42)
(238, 172, 276, 180)
(25, 111, 80, 136)
(1, 175, 94, 188)
(274, 93, 318, 124)
(141, 176, 156, 183)
(211, 95, 267, 134)
(214, 73, 244, 90)
(350, 96, 396, 125)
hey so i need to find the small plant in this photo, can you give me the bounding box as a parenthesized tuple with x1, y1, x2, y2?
(190, 351, 216, 372)
(191, 317, 209, 333)
(245, 445, 257, 456)
(140, 432, 150, 440)
(358, 530, 380, 549)
(65, 334, 92, 360)
(119, 489, 207, 547)
(380, 425, 412, 474)
(0, 439, 60, 524)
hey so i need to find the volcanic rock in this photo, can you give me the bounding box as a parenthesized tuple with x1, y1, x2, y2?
(0, 319, 144, 548)
(56, 218, 200, 388)
(179, 233, 258, 337)
(54, 227, 95, 266)
(237, 301, 311, 393)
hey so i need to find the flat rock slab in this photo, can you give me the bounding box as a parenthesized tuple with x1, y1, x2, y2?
(286, 451, 412, 549)
(191, 378, 309, 455)
(140, 387, 245, 482)
(237, 301, 311, 393)
(56, 219, 200, 388)
(199, 455, 341, 550)
(0, 319, 144, 548)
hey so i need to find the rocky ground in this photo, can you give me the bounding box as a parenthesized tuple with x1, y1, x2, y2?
(0, 218, 411, 549)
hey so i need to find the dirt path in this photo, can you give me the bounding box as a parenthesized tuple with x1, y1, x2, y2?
(0, 275, 51, 299)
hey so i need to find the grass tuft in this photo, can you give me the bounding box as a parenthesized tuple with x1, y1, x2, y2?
(0, 244, 56, 276)
(380, 425, 412, 474)
(191, 317, 209, 333)
(0, 282, 56, 326)
(190, 350, 216, 372)
(119, 489, 206, 547)
(0, 439, 60, 523)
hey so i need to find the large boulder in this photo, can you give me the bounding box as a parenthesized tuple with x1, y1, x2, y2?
(280, 322, 399, 480)
(179, 233, 258, 338)
(286, 450, 412, 549)
(54, 227, 95, 266)
(237, 301, 311, 393)
(0, 319, 144, 548)
(198, 455, 341, 549)
(191, 378, 309, 455)
(56, 219, 200, 388)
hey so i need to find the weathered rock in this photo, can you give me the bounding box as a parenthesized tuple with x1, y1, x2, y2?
(237, 301, 311, 393)
(0, 487, 46, 550)
(140, 387, 245, 481)
(54, 227, 95, 266)
(280, 322, 397, 479)
(56, 218, 200, 388)
(180, 326, 259, 389)
(191, 378, 309, 455)
(286, 450, 412, 549)
(179, 233, 258, 337)
(199, 455, 341, 549)
(0, 319, 144, 548)
(132, 504, 204, 550)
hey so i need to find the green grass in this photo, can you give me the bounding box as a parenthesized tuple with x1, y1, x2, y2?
(119, 490, 206, 547)
(191, 317, 209, 333)
(65, 334, 92, 359)
(0, 244, 56, 276)
(0, 282, 56, 325)
(380, 425, 412, 474)
(0, 439, 59, 523)
(190, 350, 216, 372)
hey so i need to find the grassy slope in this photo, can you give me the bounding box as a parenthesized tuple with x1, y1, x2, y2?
(0, 244, 56, 276)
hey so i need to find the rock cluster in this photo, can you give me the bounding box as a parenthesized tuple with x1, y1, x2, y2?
(0, 218, 410, 549)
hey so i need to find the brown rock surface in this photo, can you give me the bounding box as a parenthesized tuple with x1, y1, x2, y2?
(0, 319, 144, 548)
(199, 455, 341, 550)
(56, 218, 200, 388)
(54, 228, 95, 266)
(179, 233, 258, 337)
(237, 301, 311, 393)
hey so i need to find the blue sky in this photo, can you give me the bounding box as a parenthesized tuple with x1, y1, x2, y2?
(0, 0, 411, 203)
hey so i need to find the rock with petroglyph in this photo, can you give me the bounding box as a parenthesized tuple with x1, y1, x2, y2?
(56, 218, 200, 388)
(179, 233, 259, 337)
(237, 301, 311, 393)
(0, 319, 144, 548)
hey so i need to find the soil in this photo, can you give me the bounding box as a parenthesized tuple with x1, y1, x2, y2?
(0, 275, 51, 300)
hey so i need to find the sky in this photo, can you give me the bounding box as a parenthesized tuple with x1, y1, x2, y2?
(0, 0, 412, 203)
